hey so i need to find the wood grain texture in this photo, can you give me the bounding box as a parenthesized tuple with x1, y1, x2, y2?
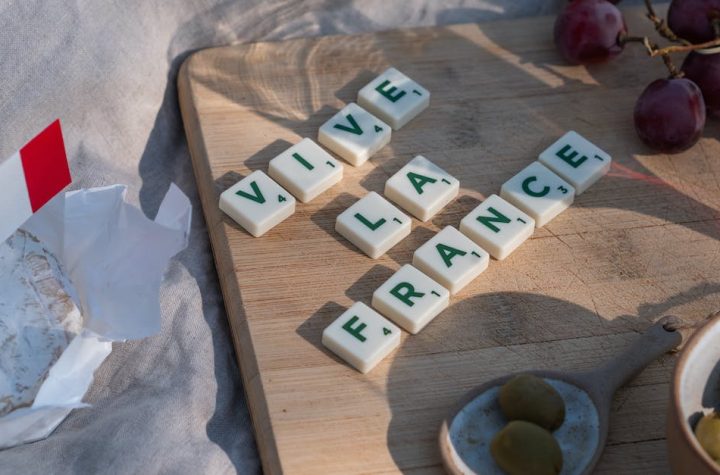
(178, 6, 720, 474)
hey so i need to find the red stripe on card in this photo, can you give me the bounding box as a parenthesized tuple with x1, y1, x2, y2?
(19, 119, 71, 212)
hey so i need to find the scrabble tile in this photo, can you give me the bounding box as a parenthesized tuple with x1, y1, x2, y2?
(268, 138, 343, 203)
(322, 302, 401, 373)
(372, 264, 449, 334)
(335, 192, 411, 259)
(538, 131, 611, 194)
(357, 67, 430, 130)
(219, 170, 295, 237)
(384, 155, 459, 222)
(412, 226, 489, 295)
(460, 194, 535, 260)
(318, 103, 391, 166)
(500, 162, 575, 228)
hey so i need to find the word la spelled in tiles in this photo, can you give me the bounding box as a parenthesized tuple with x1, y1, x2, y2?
(318, 103, 391, 167)
(384, 155, 459, 222)
(460, 194, 535, 260)
(322, 302, 401, 373)
(357, 67, 430, 130)
(335, 192, 411, 259)
(413, 226, 489, 295)
(538, 130, 611, 194)
(219, 170, 295, 237)
(500, 162, 575, 228)
(372, 264, 449, 334)
(268, 138, 343, 203)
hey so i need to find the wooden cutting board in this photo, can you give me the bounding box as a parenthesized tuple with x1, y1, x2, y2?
(178, 6, 720, 474)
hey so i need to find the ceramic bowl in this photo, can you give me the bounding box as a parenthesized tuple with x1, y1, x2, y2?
(668, 314, 720, 474)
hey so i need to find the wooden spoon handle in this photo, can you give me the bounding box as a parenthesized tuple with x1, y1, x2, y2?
(585, 316, 683, 403)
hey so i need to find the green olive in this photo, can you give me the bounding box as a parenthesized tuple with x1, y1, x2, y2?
(498, 374, 566, 431)
(490, 420, 563, 475)
(696, 412, 720, 462)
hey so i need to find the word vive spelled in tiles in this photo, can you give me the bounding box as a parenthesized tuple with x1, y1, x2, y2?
(268, 138, 343, 203)
(322, 302, 401, 373)
(219, 170, 295, 237)
(460, 194, 534, 261)
(335, 192, 411, 259)
(318, 103, 391, 166)
(413, 226, 489, 295)
(372, 264, 449, 334)
(538, 130, 612, 194)
(1, 120, 71, 243)
(384, 155, 459, 222)
(357, 67, 430, 130)
(500, 161, 575, 228)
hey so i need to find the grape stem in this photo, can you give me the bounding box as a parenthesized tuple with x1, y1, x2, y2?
(643, 0, 688, 45)
(619, 33, 684, 78)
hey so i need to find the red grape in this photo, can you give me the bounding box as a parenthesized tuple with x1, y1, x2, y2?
(554, 0, 627, 65)
(682, 49, 720, 117)
(667, 0, 720, 44)
(634, 78, 706, 153)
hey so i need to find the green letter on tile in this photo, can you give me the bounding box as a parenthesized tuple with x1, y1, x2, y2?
(375, 80, 406, 103)
(390, 282, 425, 307)
(342, 316, 367, 342)
(333, 114, 363, 135)
(521, 176, 550, 197)
(292, 152, 314, 171)
(436, 244, 467, 268)
(407, 172, 437, 195)
(476, 206, 511, 233)
(556, 144, 587, 168)
(235, 181, 266, 204)
(354, 213, 386, 231)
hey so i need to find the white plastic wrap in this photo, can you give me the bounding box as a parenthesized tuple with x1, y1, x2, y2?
(0, 184, 191, 449)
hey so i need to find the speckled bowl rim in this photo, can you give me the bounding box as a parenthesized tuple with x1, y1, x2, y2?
(671, 314, 720, 474)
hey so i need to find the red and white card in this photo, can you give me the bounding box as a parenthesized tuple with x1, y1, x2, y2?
(0, 120, 71, 242)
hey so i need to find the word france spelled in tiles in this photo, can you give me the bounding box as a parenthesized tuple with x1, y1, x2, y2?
(385, 155, 459, 222)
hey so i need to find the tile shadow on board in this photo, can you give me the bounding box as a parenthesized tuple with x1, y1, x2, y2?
(310, 192, 361, 254)
(385, 225, 435, 266)
(244, 139, 293, 172)
(335, 69, 376, 104)
(429, 194, 482, 230)
(344, 264, 395, 302)
(296, 301, 348, 356)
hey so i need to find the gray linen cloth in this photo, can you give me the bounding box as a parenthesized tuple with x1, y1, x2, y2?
(0, 1, 639, 473)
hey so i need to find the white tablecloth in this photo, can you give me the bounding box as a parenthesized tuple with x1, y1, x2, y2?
(0, 1, 641, 472)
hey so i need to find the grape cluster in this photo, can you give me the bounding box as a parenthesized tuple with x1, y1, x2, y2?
(554, 0, 720, 153)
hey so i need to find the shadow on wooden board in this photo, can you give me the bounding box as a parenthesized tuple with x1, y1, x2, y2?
(184, 11, 720, 247)
(383, 284, 720, 472)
